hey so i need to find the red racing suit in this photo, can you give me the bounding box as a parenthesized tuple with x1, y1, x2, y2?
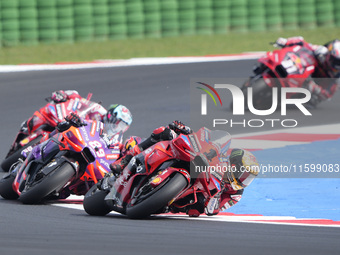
(277, 36, 339, 103)
(110, 124, 257, 217)
(25, 90, 106, 135)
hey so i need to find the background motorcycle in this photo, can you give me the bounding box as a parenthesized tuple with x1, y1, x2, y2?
(235, 42, 317, 110)
(1, 93, 106, 172)
(83, 127, 231, 219)
(0, 118, 120, 204)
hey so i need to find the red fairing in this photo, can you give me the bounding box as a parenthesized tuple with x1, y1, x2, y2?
(108, 127, 232, 217)
(66, 92, 82, 100)
(112, 140, 182, 204)
(259, 45, 317, 88)
(170, 134, 194, 162)
(27, 110, 49, 133)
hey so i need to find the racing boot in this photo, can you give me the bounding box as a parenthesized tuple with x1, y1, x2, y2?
(110, 145, 141, 175)
(187, 209, 201, 217)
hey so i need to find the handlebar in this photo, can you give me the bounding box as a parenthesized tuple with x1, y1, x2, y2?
(204, 149, 217, 162)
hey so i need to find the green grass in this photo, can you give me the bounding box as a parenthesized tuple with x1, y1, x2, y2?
(0, 27, 339, 65)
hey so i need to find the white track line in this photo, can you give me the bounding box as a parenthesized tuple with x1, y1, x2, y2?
(0, 53, 264, 73)
(51, 203, 340, 228)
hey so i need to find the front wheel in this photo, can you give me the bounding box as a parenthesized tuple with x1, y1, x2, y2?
(0, 173, 18, 200)
(245, 77, 273, 110)
(83, 184, 112, 216)
(126, 173, 187, 219)
(1, 136, 42, 172)
(19, 162, 75, 204)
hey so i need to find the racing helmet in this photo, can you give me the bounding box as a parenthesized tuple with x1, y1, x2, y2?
(224, 149, 259, 190)
(122, 136, 142, 155)
(326, 39, 340, 77)
(103, 104, 132, 136)
(51, 90, 68, 103)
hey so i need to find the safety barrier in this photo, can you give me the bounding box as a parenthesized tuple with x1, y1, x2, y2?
(0, 0, 338, 47)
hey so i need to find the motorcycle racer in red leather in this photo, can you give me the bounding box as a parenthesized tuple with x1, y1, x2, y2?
(49, 102, 133, 149)
(25, 90, 133, 152)
(274, 37, 340, 108)
(18, 90, 101, 137)
(110, 121, 259, 217)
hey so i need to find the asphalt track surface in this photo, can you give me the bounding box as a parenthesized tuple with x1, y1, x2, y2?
(0, 60, 340, 255)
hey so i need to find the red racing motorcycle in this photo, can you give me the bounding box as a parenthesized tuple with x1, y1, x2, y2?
(83, 127, 231, 219)
(237, 42, 318, 110)
(1, 93, 106, 172)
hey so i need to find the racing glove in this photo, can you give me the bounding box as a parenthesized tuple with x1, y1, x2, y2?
(169, 120, 192, 135)
(57, 113, 86, 132)
(65, 113, 86, 127)
(150, 127, 175, 142)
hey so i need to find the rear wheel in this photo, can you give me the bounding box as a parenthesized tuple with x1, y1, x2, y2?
(230, 77, 272, 111)
(83, 184, 112, 216)
(19, 162, 75, 204)
(1, 136, 42, 172)
(245, 77, 273, 110)
(126, 173, 187, 219)
(0, 173, 18, 200)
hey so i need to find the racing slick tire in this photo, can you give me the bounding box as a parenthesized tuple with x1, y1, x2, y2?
(1, 136, 42, 172)
(0, 173, 18, 200)
(126, 173, 187, 219)
(230, 77, 272, 111)
(19, 162, 75, 204)
(83, 184, 112, 216)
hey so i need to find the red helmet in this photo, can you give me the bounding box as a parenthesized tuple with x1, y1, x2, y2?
(326, 39, 340, 77)
(51, 90, 68, 103)
(122, 136, 142, 155)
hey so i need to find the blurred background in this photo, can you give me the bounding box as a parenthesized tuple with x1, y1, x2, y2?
(0, 0, 339, 64)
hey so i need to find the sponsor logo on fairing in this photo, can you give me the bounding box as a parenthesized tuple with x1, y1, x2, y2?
(211, 170, 223, 182)
(206, 197, 219, 214)
(212, 177, 221, 190)
(67, 99, 74, 111)
(73, 98, 80, 111)
(188, 135, 200, 152)
(48, 105, 57, 118)
(105, 154, 119, 160)
(56, 104, 63, 121)
(99, 159, 110, 169)
(90, 122, 97, 137)
(80, 126, 89, 141)
(75, 129, 83, 142)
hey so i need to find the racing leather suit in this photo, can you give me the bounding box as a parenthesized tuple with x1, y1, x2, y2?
(276, 36, 339, 106)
